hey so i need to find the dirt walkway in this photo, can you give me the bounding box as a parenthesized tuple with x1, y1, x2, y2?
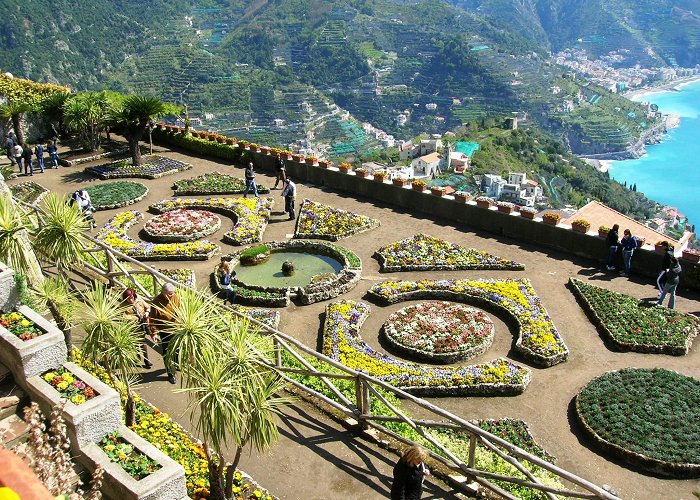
(7, 142, 700, 500)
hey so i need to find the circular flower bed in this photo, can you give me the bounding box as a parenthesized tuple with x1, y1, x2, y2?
(576, 368, 700, 477)
(144, 209, 221, 242)
(383, 301, 494, 363)
(84, 181, 149, 210)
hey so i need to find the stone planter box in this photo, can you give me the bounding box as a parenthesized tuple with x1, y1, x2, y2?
(598, 229, 609, 238)
(374, 174, 388, 183)
(543, 217, 560, 226)
(291, 154, 303, 162)
(572, 223, 590, 234)
(355, 170, 369, 178)
(520, 211, 536, 220)
(305, 158, 316, 166)
(682, 250, 700, 263)
(318, 160, 331, 168)
(497, 205, 515, 214)
(0, 305, 67, 384)
(412, 184, 427, 192)
(392, 179, 408, 188)
(453, 193, 471, 203)
(339, 167, 351, 174)
(430, 188, 446, 197)
(259, 147, 270, 155)
(0, 262, 20, 313)
(476, 200, 492, 209)
(25, 362, 121, 446)
(78, 425, 187, 500)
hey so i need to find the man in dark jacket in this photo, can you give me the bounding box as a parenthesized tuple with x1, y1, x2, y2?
(657, 256, 681, 309)
(4, 135, 16, 166)
(605, 224, 620, 271)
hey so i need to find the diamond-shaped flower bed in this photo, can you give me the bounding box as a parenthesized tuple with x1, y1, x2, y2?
(150, 197, 273, 245)
(323, 300, 530, 396)
(367, 278, 568, 367)
(9, 181, 48, 205)
(85, 155, 191, 180)
(295, 199, 379, 241)
(96, 211, 219, 261)
(173, 171, 270, 195)
(576, 368, 700, 477)
(84, 181, 149, 210)
(383, 301, 494, 363)
(569, 278, 700, 355)
(374, 233, 524, 272)
(144, 209, 221, 242)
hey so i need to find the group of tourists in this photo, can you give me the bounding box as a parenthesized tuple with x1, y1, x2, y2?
(5, 134, 60, 175)
(122, 283, 180, 385)
(605, 223, 682, 309)
(244, 157, 297, 220)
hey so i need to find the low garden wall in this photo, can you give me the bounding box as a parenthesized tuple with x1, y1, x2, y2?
(152, 130, 700, 290)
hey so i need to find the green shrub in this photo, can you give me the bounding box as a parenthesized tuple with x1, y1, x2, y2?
(240, 245, 270, 260)
(84, 181, 148, 210)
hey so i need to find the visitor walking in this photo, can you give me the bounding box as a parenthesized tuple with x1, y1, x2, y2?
(656, 241, 674, 297)
(657, 256, 682, 309)
(47, 141, 59, 168)
(273, 155, 287, 189)
(243, 161, 259, 198)
(605, 224, 620, 271)
(121, 288, 153, 369)
(391, 445, 430, 500)
(72, 189, 96, 229)
(282, 178, 297, 220)
(11, 143, 23, 173)
(148, 283, 180, 385)
(217, 259, 237, 305)
(34, 143, 45, 173)
(4, 135, 16, 166)
(22, 144, 33, 176)
(619, 229, 637, 277)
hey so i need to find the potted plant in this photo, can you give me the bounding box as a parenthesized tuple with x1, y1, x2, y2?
(305, 156, 317, 165)
(571, 218, 591, 233)
(260, 146, 270, 155)
(225, 137, 236, 145)
(355, 168, 369, 178)
(520, 207, 537, 219)
(681, 248, 700, 263)
(454, 191, 471, 203)
(248, 143, 260, 152)
(374, 171, 389, 183)
(635, 236, 646, 248)
(496, 201, 515, 214)
(475, 196, 492, 209)
(543, 212, 561, 226)
(411, 179, 427, 192)
(430, 186, 447, 197)
(291, 153, 303, 162)
(393, 177, 408, 187)
(280, 149, 293, 160)
(237, 139, 250, 149)
(338, 162, 352, 173)
(215, 135, 226, 144)
(318, 159, 332, 168)
(598, 225, 611, 238)
(655, 240, 671, 254)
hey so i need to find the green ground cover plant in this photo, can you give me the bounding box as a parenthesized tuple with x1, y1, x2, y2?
(173, 171, 269, 195)
(569, 278, 700, 355)
(84, 181, 148, 210)
(576, 368, 700, 477)
(99, 431, 161, 480)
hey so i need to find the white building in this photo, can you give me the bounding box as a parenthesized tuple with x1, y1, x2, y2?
(481, 174, 507, 198)
(499, 173, 543, 207)
(411, 152, 441, 179)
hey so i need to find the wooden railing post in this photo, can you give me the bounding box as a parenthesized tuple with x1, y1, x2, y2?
(354, 372, 370, 430)
(468, 433, 477, 469)
(273, 337, 282, 368)
(105, 250, 116, 287)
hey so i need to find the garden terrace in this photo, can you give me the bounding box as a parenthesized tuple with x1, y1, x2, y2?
(569, 278, 700, 355)
(149, 197, 273, 246)
(576, 368, 700, 478)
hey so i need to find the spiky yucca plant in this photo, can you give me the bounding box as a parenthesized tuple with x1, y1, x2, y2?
(33, 193, 89, 273)
(31, 276, 79, 355)
(0, 192, 43, 285)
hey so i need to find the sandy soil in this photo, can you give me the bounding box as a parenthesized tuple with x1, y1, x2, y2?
(6, 141, 700, 500)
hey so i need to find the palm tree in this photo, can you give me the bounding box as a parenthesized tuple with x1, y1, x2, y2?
(0, 101, 32, 145)
(63, 92, 111, 152)
(32, 193, 90, 274)
(178, 313, 292, 500)
(110, 95, 176, 166)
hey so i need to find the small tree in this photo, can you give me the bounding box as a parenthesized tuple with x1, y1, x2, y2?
(63, 92, 112, 152)
(0, 101, 32, 145)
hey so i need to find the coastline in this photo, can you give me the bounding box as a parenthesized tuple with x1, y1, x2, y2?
(623, 74, 700, 101)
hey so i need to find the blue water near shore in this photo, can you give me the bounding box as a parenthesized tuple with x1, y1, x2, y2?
(609, 80, 700, 226)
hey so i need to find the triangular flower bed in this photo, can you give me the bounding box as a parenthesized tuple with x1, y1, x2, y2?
(295, 199, 379, 241)
(9, 181, 48, 205)
(569, 278, 699, 355)
(374, 233, 524, 272)
(367, 278, 568, 367)
(323, 300, 531, 396)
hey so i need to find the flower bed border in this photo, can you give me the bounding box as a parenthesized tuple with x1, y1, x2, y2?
(173, 171, 270, 196)
(323, 300, 530, 396)
(568, 278, 698, 355)
(382, 302, 495, 364)
(9, 180, 49, 206)
(96, 211, 220, 261)
(367, 279, 568, 367)
(218, 240, 362, 306)
(25, 362, 121, 446)
(575, 368, 700, 478)
(0, 305, 67, 383)
(78, 424, 187, 500)
(373, 234, 524, 272)
(84, 155, 192, 180)
(150, 197, 273, 246)
(295, 199, 380, 242)
(144, 209, 222, 243)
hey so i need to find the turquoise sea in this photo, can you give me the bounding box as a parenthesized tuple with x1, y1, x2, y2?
(609, 80, 700, 227)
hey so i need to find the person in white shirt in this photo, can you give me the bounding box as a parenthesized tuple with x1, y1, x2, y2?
(281, 178, 297, 220)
